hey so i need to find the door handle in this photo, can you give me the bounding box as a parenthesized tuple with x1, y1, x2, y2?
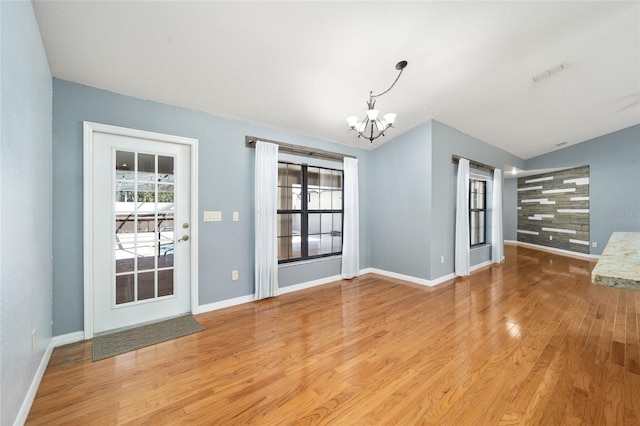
(178, 235, 189, 242)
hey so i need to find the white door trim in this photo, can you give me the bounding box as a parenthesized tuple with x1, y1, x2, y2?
(83, 121, 199, 339)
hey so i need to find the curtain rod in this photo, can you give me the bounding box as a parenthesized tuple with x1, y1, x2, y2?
(245, 136, 355, 162)
(451, 155, 495, 173)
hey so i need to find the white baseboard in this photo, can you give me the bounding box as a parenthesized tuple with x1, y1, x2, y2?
(361, 268, 445, 287)
(471, 260, 493, 272)
(194, 294, 255, 315)
(279, 274, 342, 295)
(361, 261, 498, 287)
(506, 240, 599, 260)
(15, 341, 54, 425)
(362, 268, 433, 287)
(195, 274, 347, 315)
(52, 331, 85, 347)
(430, 272, 456, 286)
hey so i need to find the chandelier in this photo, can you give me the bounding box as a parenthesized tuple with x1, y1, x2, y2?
(347, 60, 408, 143)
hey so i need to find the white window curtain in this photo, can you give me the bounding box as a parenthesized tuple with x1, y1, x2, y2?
(491, 168, 504, 263)
(455, 158, 471, 276)
(254, 141, 279, 299)
(341, 157, 360, 278)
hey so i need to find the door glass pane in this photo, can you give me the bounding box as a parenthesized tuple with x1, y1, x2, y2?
(116, 214, 135, 234)
(158, 270, 174, 297)
(138, 153, 155, 175)
(137, 213, 156, 240)
(138, 272, 155, 301)
(137, 183, 155, 203)
(158, 214, 174, 262)
(158, 213, 174, 233)
(116, 151, 135, 179)
(137, 213, 156, 234)
(158, 156, 174, 183)
(137, 241, 157, 271)
(158, 184, 174, 203)
(158, 250, 174, 269)
(115, 189, 135, 203)
(115, 243, 135, 273)
(116, 274, 135, 305)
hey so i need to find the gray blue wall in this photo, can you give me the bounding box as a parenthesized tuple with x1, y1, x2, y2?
(52, 79, 371, 335)
(369, 120, 524, 281)
(0, 2, 53, 424)
(369, 122, 433, 279)
(525, 125, 640, 254)
(430, 121, 524, 279)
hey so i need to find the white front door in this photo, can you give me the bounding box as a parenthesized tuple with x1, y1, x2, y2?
(86, 123, 195, 335)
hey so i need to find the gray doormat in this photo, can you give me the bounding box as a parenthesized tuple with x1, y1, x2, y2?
(92, 314, 203, 361)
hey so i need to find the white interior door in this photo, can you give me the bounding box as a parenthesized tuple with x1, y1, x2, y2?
(89, 127, 193, 334)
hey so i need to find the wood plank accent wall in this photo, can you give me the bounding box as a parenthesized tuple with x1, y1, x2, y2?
(517, 166, 590, 254)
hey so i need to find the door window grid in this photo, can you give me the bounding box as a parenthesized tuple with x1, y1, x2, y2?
(114, 150, 176, 306)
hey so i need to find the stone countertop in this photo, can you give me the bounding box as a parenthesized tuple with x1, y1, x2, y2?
(592, 232, 640, 290)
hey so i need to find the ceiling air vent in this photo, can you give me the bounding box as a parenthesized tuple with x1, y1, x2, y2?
(532, 63, 568, 84)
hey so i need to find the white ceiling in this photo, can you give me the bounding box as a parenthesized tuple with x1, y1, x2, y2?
(33, 1, 640, 159)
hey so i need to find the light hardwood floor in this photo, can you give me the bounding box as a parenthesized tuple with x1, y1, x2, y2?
(27, 245, 640, 424)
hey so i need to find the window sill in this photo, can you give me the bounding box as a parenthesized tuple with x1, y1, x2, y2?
(471, 244, 492, 251)
(278, 255, 342, 268)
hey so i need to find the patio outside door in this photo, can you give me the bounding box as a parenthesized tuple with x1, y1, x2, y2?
(87, 124, 194, 335)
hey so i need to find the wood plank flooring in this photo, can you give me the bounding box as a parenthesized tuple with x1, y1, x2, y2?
(27, 245, 640, 425)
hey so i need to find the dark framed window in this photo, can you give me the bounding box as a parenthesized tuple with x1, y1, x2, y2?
(469, 179, 486, 246)
(277, 162, 343, 263)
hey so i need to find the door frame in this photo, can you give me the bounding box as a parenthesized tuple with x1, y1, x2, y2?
(83, 121, 199, 339)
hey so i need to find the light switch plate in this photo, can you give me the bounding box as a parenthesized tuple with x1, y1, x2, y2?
(233, 211, 239, 222)
(204, 211, 222, 222)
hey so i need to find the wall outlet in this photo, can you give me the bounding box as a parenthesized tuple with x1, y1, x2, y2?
(232, 270, 239, 281)
(232, 211, 239, 222)
(32, 329, 36, 349)
(549, 235, 553, 241)
(440, 255, 445, 264)
(592, 242, 597, 248)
